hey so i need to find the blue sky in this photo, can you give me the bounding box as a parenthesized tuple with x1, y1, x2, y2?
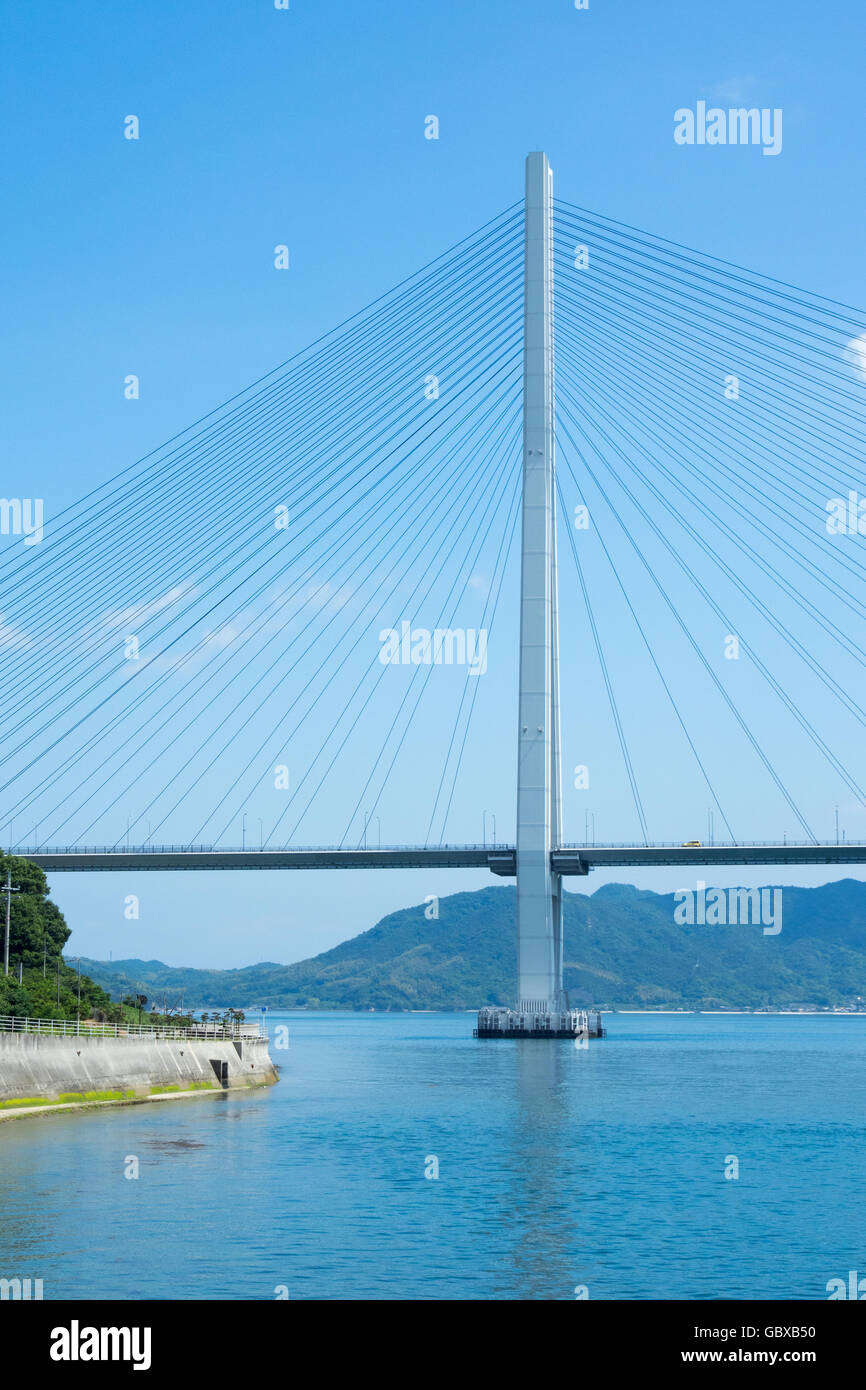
(3, 0, 866, 968)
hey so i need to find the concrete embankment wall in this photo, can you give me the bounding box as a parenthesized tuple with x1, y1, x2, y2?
(0, 1032, 277, 1104)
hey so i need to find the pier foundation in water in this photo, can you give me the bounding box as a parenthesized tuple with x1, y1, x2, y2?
(475, 1006, 605, 1040)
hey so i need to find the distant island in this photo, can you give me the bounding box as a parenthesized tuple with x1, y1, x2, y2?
(74, 879, 866, 1013)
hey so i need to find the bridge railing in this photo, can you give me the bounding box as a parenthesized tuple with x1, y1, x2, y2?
(0, 1014, 265, 1040)
(8, 841, 516, 855)
(558, 839, 863, 849)
(9, 838, 864, 855)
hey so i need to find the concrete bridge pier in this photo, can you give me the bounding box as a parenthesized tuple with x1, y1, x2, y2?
(476, 152, 599, 1041)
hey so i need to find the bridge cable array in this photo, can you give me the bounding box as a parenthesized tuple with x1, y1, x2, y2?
(554, 199, 866, 844)
(1, 206, 524, 849)
(1, 196, 865, 849)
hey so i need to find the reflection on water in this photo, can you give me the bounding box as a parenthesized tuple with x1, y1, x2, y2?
(505, 1044, 579, 1299)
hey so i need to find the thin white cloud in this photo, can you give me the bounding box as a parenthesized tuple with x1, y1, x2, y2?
(124, 624, 242, 678)
(97, 580, 199, 633)
(0, 612, 32, 651)
(709, 77, 756, 104)
(846, 333, 866, 381)
(468, 573, 490, 597)
(260, 579, 359, 632)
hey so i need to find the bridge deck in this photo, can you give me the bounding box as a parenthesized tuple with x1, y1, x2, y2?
(14, 843, 866, 873)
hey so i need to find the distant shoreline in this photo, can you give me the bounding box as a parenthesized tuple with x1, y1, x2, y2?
(608, 1009, 866, 1016)
(238, 1005, 866, 1017)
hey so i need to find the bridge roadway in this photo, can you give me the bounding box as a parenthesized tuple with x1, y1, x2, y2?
(17, 842, 866, 874)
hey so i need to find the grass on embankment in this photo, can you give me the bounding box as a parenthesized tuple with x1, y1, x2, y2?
(0, 1089, 137, 1108)
(149, 1082, 216, 1095)
(0, 1080, 224, 1118)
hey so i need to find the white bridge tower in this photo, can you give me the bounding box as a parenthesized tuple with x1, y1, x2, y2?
(477, 153, 601, 1040)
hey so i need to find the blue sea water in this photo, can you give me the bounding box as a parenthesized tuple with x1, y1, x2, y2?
(1, 1012, 864, 1300)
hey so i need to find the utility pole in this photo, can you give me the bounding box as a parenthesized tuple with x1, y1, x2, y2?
(3, 866, 21, 978)
(74, 956, 82, 1017)
(3, 868, 10, 978)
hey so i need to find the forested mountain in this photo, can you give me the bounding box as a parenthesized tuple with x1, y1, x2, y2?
(77, 879, 866, 1012)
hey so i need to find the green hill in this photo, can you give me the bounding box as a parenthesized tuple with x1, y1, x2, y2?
(77, 879, 866, 1012)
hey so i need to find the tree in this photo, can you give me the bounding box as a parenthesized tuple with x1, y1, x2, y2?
(0, 853, 118, 1021)
(0, 854, 69, 968)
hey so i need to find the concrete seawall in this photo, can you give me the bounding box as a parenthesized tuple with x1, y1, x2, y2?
(0, 1031, 278, 1110)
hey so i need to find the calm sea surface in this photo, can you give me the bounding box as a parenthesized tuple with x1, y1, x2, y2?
(1, 1012, 864, 1300)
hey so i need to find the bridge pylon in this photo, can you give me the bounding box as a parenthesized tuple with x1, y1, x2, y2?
(477, 153, 600, 1041)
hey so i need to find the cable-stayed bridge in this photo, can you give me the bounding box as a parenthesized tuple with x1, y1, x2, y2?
(22, 841, 866, 874)
(4, 152, 866, 1033)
